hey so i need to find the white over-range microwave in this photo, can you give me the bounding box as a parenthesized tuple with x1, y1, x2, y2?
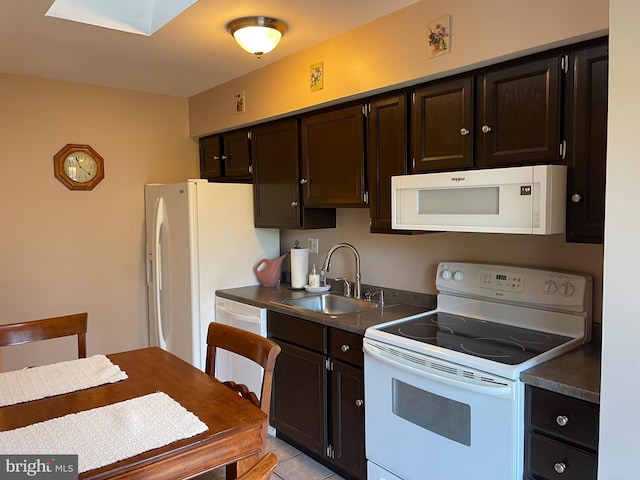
(391, 164, 567, 235)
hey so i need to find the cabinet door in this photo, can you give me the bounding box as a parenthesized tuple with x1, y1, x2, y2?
(331, 360, 366, 480)
(565, 41, 608, 244)
(368, 93, 409, 233)
(223, 130, 252, 179)
(270, 340, 328, 456)
(199, 135, 222, 179)
(252, 120, 301, 228)
(476, 56, 562, 168)
(411, 77, 473, 173)
(301, 105, 366, 206)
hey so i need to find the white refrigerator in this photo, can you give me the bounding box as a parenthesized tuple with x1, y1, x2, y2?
(144, 180, 279, 370)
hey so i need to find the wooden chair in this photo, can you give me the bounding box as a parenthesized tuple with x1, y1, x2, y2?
(236, 453, 277, 480)
(0, 313, 88, 371)
(204, 322, 281, 480)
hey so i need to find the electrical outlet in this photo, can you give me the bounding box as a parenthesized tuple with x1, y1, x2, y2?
(308, 237, 319, 254)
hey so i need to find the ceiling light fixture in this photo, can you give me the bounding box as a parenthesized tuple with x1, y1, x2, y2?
(226, 16, 287, 58)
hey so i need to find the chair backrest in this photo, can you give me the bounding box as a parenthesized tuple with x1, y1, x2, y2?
(0, 313, 88, 371)
(236, 453, 277, 480)
(204, 322, 281, 416)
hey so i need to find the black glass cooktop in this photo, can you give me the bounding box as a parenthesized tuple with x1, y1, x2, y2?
(379, 312, 573, 365)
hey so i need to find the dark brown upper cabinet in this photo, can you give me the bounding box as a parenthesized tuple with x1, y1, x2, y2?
(565, 39, 608, 244)
(367, 92, 410, 233)
(411, 76, 474, 173)
(223, 129, 252, 179)
(199, 134, 223, 179)
(252, 119, 336, 229)
(252, 120, 300, 228)
(301, 104, 367, 207)
(199, 129, 252, 182)
(476, 55, 563, 168)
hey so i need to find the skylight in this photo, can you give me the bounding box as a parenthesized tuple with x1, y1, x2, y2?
(45, 0, 197, 36)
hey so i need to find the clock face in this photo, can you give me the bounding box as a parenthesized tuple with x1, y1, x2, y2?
(63, 151, 98, 183)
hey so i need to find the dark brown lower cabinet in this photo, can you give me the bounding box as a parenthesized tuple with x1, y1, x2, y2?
(524, 386, 599, 480)
(268, 311, 366, 480)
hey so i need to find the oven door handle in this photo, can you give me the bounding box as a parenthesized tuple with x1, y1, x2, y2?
(364, 343, 513, 396)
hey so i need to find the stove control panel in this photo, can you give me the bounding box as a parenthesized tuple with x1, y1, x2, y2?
(436, 262, 592, 311)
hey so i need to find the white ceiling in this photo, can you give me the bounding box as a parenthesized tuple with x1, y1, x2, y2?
(0, 0, 420, 97)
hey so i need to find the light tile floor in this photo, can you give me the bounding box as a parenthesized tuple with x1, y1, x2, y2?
(199, 435, 345, 480)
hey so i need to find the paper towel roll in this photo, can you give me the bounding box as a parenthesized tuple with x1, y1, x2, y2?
(290, 248, 309, 289)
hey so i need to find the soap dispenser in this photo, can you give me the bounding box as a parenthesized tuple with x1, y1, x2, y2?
(309, 264, 320, 288)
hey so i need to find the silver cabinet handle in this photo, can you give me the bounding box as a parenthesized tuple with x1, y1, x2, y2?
(460, 128, 470, 136)
(355, 399, 363, 407)
(556, 415, 569, 427)
(481, 125, 492, 133)
(300, 178, 308, 184)
(554, 462, 566, 474)
(221, 155, 228, 160)
(213, 155, 220, 160)
(341, 344, 351, 352)
(291, 201, 298, 207)
(571, 194, 583, 203)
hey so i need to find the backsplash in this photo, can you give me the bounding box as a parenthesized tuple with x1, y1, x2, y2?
(281, 208, 604, 323)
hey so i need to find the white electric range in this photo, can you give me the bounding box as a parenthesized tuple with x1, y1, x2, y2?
(364, 262, 592, 480)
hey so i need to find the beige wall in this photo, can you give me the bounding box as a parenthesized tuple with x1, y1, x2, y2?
(189, 0, 608, 137)
(0, 74, 198, 371)
(599, 0, 640, 475)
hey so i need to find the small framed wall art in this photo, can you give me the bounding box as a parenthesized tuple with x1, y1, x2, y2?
(310, 62, 324, 92)
(235, 90, 245, 114)
(427, 15, 451, 59)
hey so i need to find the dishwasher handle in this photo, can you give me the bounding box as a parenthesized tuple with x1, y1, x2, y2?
(363, 342, 513, 397)
(216, 306, 262, 325)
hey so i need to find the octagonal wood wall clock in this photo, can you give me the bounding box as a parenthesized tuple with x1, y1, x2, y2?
(53, 144, 105, 190)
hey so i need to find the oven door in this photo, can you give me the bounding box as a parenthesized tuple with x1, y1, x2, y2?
(364, 339, 523, 480)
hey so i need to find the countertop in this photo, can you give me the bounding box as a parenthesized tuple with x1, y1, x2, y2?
(216, 283, 601, 403)
(215, 283, 436, 336)
(520, 341, 601, 404)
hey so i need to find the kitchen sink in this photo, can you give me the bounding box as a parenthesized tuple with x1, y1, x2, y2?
(281, 294, 381, 315)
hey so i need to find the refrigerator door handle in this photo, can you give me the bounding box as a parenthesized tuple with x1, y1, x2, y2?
(152, 197, 167, 350)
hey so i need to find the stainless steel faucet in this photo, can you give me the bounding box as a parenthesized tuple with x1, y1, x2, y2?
(321, 243, 362, 299)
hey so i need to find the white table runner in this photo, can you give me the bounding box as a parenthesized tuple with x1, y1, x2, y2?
(0, 392, 208, 473)
(0, 354, 128, 407)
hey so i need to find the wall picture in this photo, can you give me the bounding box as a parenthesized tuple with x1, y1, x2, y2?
(235, 90, 245, 114)
(310, 62, 324, 92)
(427, 15, 451, 58)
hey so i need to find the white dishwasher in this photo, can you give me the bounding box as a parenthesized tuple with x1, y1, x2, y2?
(214, 296, 267, 398)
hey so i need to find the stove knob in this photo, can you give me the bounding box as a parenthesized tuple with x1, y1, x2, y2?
(560, 282, 575, 297)
(543, 280, 558, 294)
(453, 271, 464, 282)
(441, 269, 452, 280)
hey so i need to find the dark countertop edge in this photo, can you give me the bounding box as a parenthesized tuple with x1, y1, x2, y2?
(215, 283, 436, 336)
(520, 339, 601, 404)
(217, 283, 602, 403)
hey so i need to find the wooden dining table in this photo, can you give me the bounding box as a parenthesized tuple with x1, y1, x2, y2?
(0, 347, 268, 479)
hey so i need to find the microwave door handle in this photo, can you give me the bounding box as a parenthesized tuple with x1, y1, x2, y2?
(364, 343, 512, 396)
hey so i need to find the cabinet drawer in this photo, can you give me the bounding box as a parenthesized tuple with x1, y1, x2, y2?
(331, 329, 363, 367)
(529, 433, 597, 480)
(267, 311, 327, 354)
(529, 387, 599, 450)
